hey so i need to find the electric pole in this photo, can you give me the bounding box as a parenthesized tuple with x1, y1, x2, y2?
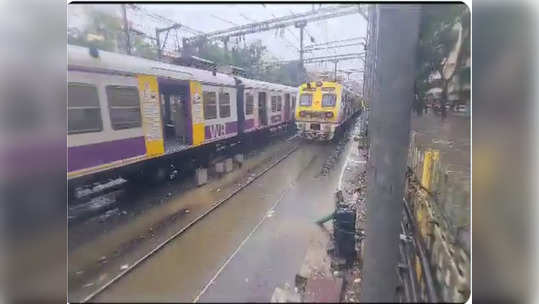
(156, 24, 182, 60)
(360, 4, 421, 302)
(223, 37, 229, 61)
(121, 4, 131, 55)
(333, 60, 338, 81)
(295, 20, 307, 69)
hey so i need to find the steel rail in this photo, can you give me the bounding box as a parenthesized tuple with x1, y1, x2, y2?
(81, 143, 301, 302)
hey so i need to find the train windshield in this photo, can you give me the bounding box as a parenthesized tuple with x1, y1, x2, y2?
(322, 94, 336, 107)
(299, 93, 312, 106)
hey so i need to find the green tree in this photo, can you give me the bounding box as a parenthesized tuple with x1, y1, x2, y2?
(69, 7, 301, 86)
(68, 6, 157, 59)
(415, 4, 470, 118)
(197, 39, 303, 86)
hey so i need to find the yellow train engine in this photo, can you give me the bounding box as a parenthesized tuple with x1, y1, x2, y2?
(295, 81, 361, 141)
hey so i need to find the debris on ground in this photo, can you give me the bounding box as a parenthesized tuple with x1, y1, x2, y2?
(271, 286, 301, 302)
(338, 115, 369, 302)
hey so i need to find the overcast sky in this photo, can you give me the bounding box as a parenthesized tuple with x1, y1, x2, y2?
(68, 3, 367, 80)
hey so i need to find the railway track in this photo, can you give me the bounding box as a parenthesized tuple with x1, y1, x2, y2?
(80, 143, 302, 302)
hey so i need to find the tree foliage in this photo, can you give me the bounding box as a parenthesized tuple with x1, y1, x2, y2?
(68, 7, 303, 86)
(197, 40, 304, 86)
(68, 7, 157, 59)
(415, 4, 470, 116)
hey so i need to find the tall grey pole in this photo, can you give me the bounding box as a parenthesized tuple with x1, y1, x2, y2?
(333, 60, 338, 82)
(295, 20, 307, 81)
(359, 4, 421, 302)
(299, 25, 305, 68)
(156, 29, 161, 60)
(121, 4, 131, 55)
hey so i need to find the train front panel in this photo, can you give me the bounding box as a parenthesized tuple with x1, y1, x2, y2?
(295, 81, 343, 141)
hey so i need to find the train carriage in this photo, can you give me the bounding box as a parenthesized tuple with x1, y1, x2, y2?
(235, 77, 297, 133)
(68, 45, 297, 190)
(295, 80, 361, 141)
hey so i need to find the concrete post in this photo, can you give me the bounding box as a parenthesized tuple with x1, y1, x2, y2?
(360, 4, 421, 302)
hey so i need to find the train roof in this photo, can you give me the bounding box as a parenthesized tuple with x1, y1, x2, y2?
(69, 45, 298, 93)
(68, 44, 236, 87)
(236, 76, 298, 93)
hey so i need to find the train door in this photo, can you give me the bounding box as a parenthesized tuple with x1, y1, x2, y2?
(158, 79, 191, 151)
(291, 95, 296, 121)
(258, 91, 268, 126)
(236, 83, 245, 134)
(284, 93, 290, 121)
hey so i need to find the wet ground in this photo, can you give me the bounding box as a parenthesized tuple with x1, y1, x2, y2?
(69, 135, 298, 301)
(69, 128, 357, 302)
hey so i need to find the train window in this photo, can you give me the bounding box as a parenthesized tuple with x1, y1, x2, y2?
(322, 94, 337, 107)
(271, 96, 278, 112)
(299, 93, 312, 106)
(245, 93, 254, 115)
(277, 96, 282, 111)
(203, 91, 217, 119)
(219, 92, 231, 118)
(68, 82, 102, 134)
(106, 86, 142, 130)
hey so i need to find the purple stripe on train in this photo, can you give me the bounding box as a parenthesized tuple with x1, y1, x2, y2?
(205, 121, 238, 140)
(68, 136, 146, 172)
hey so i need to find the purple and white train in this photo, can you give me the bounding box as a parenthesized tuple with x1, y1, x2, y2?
(68, 44, 298, 188)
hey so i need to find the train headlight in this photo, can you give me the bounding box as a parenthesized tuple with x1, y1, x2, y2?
(325, 112, 334, 118)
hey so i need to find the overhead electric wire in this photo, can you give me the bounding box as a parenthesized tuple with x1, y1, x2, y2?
(211, 14, 239, 26)
(129, 4, 203, 35)
(264, 7, 300, 50)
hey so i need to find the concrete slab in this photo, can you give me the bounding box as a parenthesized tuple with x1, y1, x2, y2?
(225, 158, 233, 172)
(215, 162, 224, 173)
(234, 154, 244, 164)
(195, 168, 208, 186)
(303, 277, 343, 303)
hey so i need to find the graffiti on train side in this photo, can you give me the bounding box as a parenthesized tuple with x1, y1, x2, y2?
(205, 122, 238, 140)
(207, 123, 227, 139)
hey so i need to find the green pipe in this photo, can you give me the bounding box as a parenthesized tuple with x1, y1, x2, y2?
(316, 211, 335, 225)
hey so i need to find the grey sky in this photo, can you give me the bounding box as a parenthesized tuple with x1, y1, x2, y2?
(68, 3, 367, 80)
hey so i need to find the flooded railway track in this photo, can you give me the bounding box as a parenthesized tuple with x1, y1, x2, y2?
(69, 121, 358, 302)
(77, 142, 302, 302)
